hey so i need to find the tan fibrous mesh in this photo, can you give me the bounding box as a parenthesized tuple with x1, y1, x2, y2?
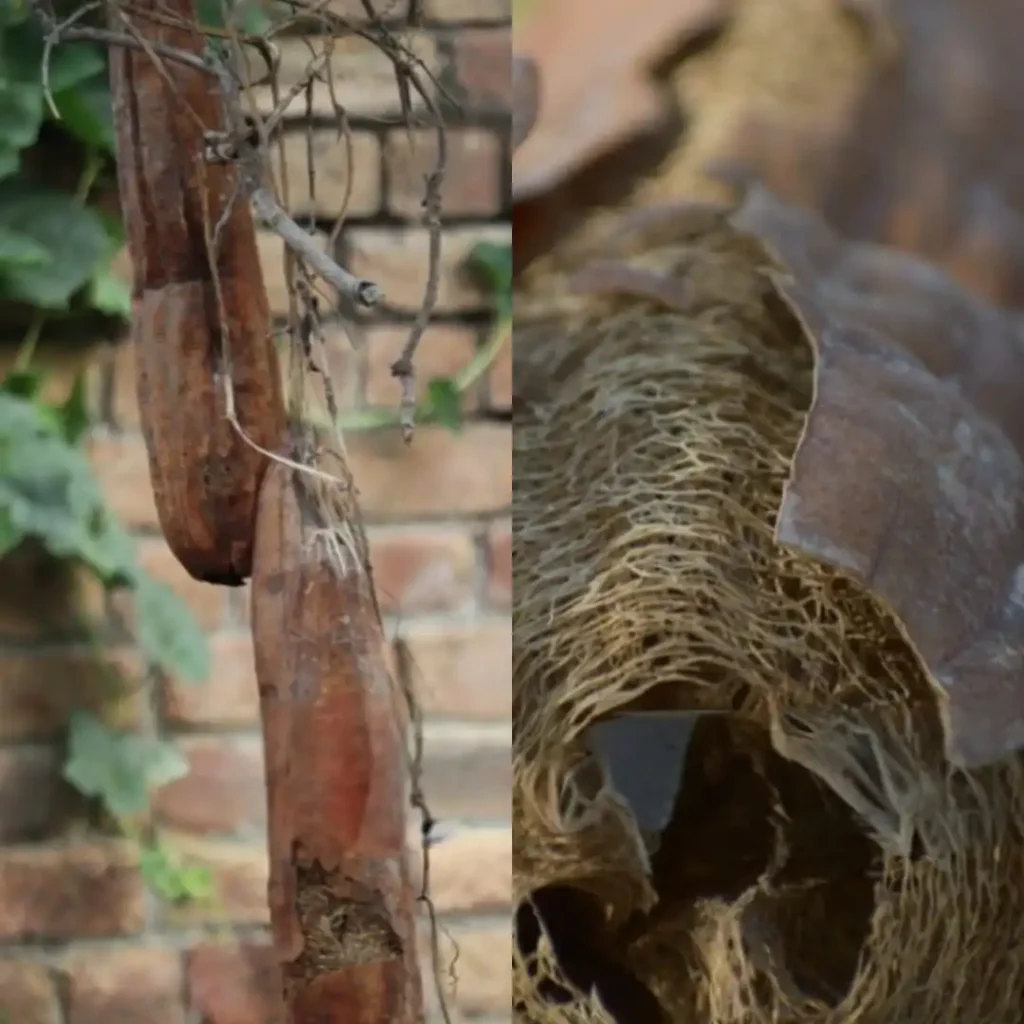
(512, 229, 1024, 1023)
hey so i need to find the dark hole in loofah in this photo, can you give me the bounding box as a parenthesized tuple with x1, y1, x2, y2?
(623, 714, 879, 1006)
(514, 885, 668, 1023)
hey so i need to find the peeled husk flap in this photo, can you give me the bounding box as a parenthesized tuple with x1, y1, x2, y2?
(516, 0, 1024, 304)
(513, 189, 1024, 1022)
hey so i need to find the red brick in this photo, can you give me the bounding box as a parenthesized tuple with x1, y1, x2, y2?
(362, 323, 479, 412)
(162, 634, 259, 727)
(488, 325, 511, 408)
(347, 424, 511, 518)
(63, 948, 184, 1024)
(411, 826, 511, 914)
(385, 128, 503, 218)
(87, 432, 159, 530)
(186, 942, 284, 1024)
(248, 35, 438, 119)
(0, 842, 145, 940)
(0, 959, 61, 1024)
(159, 837, 269, 927)
(343, 225, 509, 314)
(424, 0, 510, 20)
(422, 920, 511, 1019)
(280, 129, 381, 219)
(0, 339, 103, 416)
(397, 619, 511, 719)
(106, 340, 139, 430)
(154, 736, 266, 837)
(485, 521, 511, 607)
(0, 544, 107, 641)
(115, 536, 227, 633)
(0, 648, 141, 741)
(257, 230, 328, 318)
(449, 28, 511, 109)
(368, 525, 477, 613)
(421, 723, 509, 820)
(0, 747, 80, 843)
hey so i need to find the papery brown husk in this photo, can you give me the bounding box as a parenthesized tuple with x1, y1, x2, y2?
(515, 0, 1024, 305)
(111, 2, 285, 584)
(512, 191, 1024, 1023)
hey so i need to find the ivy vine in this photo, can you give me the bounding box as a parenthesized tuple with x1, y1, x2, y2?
(0, 2, 215, 902)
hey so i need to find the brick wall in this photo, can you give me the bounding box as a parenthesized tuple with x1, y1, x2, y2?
(0, 3, 511, 1022)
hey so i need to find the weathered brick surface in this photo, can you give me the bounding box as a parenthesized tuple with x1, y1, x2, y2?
(343, 224, 510, 313)
(187, 942, 284, 1024)
(425, 0, 511, 20)
(0, 959, 61, 1024)
(87, 432, 158, 530)
(421, 724, 510, 821)
(347, 423, 511, 517)
(448, 27, 512, 109)
(257, 230, 328, 317)
(116, 535, 228, 632)
(415, 826, 511, 914)
(489, 326, 512, 407)
(279, 129, 382, 219)
(153, 736, 267, 838)
(368, 524, 478, 613)
(1, 7, 510, 1022)
(0, 546, 106, 641)
(399, 618, 512, 719)
(386, 128, 504, 217)
(0, 842, 145, 940)
(486, 521, 511, 609)
(423, 919, 512, 1019)
(158, 837, 270, 927)
(0, 747, 80, 843)
(63, 947, 184, 1024)
(0, 648, 141, 741)
(161, 634, 260, 727)
(363, 323, 480, 409)
(249, 35, 439, 118)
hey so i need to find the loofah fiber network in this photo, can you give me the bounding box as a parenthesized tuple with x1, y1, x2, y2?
(512, 226, 1024, 1023)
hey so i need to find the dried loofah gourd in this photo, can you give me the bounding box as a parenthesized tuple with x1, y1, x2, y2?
(513, 189, 1024, 1023)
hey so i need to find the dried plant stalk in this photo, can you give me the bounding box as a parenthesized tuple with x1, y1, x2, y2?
(251, 453, 423, 1024)
(110, 0, 285, 584)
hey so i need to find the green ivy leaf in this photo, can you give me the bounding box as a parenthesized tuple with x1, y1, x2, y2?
(56, 372, 90, 444)
(63, 711, 189, 820)
(51, 73, 115, 152)
(88, 264, 132, 318)
(132, 573, 210, 684)
(196, 0, 273, 35)
(0, 224, 51, 268)
(0, 179, 113, 308)
(0, 392, 135, 579)
(0, 506, 24, 560)
(427, 377, 463, 432)
(1, 368, 42, 399)
(0, 85, 42, 163)
(0, 18, 45, 152)
(0, 146, 19, 182)
(44, 42, 106, 95)
(467, 241, 512, 320)
(139, 842, 213, 904)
